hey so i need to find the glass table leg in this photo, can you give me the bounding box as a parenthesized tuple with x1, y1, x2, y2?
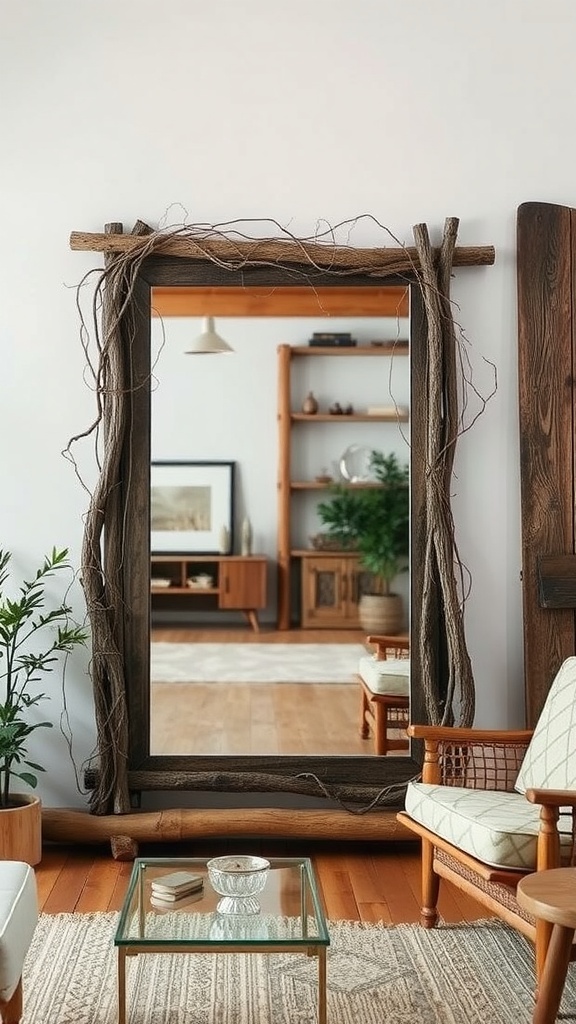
(117, 948, 126, 1024)
(318, 946, 327, 1024)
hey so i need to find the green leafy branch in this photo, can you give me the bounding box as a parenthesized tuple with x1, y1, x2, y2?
(0, 547, 88, 808)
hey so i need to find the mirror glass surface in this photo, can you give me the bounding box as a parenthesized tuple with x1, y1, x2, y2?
(149, 291, 410, 757)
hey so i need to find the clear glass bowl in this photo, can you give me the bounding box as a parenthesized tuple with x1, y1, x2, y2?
(339, 443, 374, 482)
(207, 855, 270, 914)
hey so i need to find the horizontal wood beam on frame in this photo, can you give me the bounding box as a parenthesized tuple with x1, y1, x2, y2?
(150, 286, 410, 318)
(69, 229, 495, 272)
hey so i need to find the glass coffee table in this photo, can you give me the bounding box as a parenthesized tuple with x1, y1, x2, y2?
(115, 856, 330, 1024)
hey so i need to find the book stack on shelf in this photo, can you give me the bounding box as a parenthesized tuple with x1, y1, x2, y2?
(307, 332, 357, 347)
(150, 870, 204, 908)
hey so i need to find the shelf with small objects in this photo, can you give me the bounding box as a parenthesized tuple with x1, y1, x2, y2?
(276, 327, 410, 630)
(150, 554, 267, 632)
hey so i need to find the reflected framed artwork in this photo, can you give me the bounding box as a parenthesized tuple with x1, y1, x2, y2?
(150, 460, 235, 554)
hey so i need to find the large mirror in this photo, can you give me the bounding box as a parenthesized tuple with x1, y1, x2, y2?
(71, 219, 490, 833)
(149, 286, 411, 757)
(122, 261, 429, 807)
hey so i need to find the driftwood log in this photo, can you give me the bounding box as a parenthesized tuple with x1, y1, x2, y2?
(42, 806, 413, 860)
(70, 228, 495, 272)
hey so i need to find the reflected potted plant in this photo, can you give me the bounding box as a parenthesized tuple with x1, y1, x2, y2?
(316, 450, 409, 633)
(0, 547, 88, 864)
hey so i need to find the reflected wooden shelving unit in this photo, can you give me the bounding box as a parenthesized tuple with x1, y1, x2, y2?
(277, 344, 409, 630)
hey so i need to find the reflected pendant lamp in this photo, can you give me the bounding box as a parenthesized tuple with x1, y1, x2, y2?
(185, 316, 234, 354)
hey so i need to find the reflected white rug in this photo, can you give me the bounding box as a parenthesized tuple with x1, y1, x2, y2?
(23, 913, 574, 1024)
(150, 642, 366, 683)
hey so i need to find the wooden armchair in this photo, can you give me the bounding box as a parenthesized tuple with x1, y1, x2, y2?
(357, 634, 410, 755)
(397, 657, 576, 983)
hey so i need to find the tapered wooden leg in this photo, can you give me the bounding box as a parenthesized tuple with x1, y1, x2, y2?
(532, 923, 574, 1024)
(420, 838, 440, 928)
(0, 978, 22, 1024)
(246, 610, 260, 632)
(535, 916, 554, 986)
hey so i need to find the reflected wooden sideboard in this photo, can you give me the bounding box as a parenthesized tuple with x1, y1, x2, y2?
(150, 554, 267, 632)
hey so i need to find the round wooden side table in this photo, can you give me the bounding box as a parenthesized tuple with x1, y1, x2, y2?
(516, 868, 576, 1024)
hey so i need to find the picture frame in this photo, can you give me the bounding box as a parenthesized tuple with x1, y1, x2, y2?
(150, 460, 235, 554)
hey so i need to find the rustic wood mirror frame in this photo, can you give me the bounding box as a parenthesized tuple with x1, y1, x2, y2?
(57, 219, 495, 843)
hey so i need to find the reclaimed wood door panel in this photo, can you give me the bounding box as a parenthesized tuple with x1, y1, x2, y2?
(517, 201, 576, 725)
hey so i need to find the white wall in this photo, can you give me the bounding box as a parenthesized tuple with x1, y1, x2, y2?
(1, 0, 574, 807)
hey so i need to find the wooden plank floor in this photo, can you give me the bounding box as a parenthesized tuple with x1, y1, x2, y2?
(36, 840, 492, 924)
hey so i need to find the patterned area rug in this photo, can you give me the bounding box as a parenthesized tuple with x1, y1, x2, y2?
(22, 913, 576, 1023)
(150, 642, 366, 683)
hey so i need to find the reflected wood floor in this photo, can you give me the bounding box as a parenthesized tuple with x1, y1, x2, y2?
(150, 625, 381, 756)
(151, 681, 373, 755)
(37, 840, 492, 925)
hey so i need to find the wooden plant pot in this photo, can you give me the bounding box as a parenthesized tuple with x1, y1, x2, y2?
(359, 593, 404, 635)
(0, 794, 42, 866)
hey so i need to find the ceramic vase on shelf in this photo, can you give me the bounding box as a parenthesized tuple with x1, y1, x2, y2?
(241, 517, 253, 556)
(219, 524, 231, 554)
(302, 391, 319, 415)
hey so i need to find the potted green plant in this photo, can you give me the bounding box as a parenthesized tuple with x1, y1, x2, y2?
(0, 547, 88, 864)
(316, 450, 409, 633)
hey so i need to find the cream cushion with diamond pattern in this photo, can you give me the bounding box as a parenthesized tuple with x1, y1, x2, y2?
(403, 657, 576, 872)
(404, 782, 573, 870)
(514, 655, 576, 794)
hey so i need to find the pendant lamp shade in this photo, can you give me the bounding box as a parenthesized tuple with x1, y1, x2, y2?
(185, 316, 234, 355)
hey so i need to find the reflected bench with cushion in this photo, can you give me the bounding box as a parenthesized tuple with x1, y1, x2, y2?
(357, 634, 409, 755)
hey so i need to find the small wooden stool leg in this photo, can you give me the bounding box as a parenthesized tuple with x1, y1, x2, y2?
(533, 923, 575, 1024)
(535, 917, 553, 985)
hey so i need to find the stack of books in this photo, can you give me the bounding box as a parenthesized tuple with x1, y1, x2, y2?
(308, 332, 357, 347)
(150, 870, 204, 907)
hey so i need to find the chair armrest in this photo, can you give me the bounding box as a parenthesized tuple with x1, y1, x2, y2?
(409, 725, 533, 744)
(524, 789, 576, 870)
(367, 634, 409, 646)
(366, 634, 409, 660)
(526, 788, 576, 807)
(409, 726, 533, 788)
